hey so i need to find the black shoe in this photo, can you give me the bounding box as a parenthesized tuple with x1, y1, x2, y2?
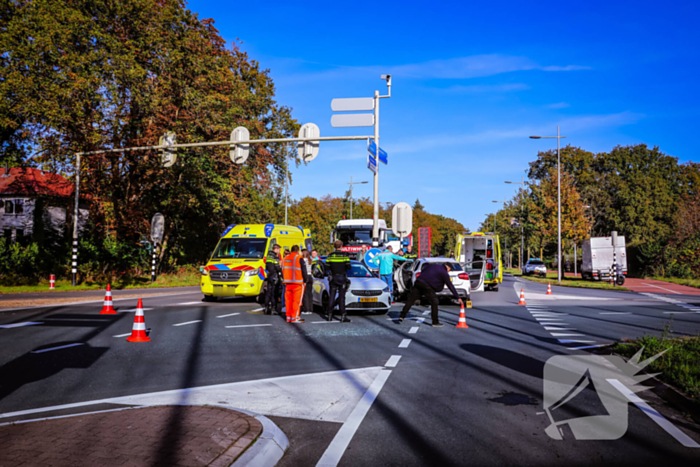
(340, 315, 351, 323)
(327, 314, 334, 322)
(432, 322, 444, 327)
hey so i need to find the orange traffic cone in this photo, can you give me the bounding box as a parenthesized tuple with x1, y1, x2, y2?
(456, 304, 469, 329)
(518, 288, 527, 306)
(100, 284, 116, 314)
(127, 299, 151, 342)
(546, 283, 553, 295)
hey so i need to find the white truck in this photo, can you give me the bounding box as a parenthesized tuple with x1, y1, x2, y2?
(581, 236, 627, 284)
(331, 219, 405, 259)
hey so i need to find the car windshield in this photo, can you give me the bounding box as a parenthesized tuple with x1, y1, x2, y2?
(337, 229, 372, 245)
(528, 261, 544, 265)
(348, 263, 374, 278)
(423, 262, 463, 272)
(212, 238, 268, 259)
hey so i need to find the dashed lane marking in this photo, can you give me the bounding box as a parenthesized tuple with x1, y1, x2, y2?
(225, 324, 272, 329)
(216, 312, 240, 318)
(176, 301, 207, 305)
(543, 327, 575, 331)
(422, 310, 430, 315)
(417, 318, 425, 324)
(120, 308, 154, 312)
(31, 343, 83, 354)
(113, 333, 132, 338)
(408, 327, 419, 334)
(569, 343, 612, 350)
(398, 339, 411, 348)
(311, 321, 339, 324)
(551, 333, 585, 337)
(558, 339, 595, 344)
(599, 312, 632, 315)
(0, 322, 43, 329)
(172, 320, 202, 327)
(663, 311, 698, 314)
(385, 355, 401, 368)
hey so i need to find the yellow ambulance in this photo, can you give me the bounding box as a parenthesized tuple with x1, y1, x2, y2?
(455, 232, 503, 291)
(200, 224, 312, 301)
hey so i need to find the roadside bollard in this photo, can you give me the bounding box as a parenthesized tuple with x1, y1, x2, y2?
(49, 274, 55, 290)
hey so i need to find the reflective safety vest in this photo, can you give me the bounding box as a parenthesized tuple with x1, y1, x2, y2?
(405, 253, 418, 260)
(282, 252, 303, 284)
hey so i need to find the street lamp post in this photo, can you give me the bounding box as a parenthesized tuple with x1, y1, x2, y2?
(530, 127, 567, 283)
(492, 197, 507, 267)
(348, 176, 368, 219)
(505, 177, 525, 270)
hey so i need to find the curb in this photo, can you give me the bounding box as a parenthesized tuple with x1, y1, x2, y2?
(227, 408, 289, 467)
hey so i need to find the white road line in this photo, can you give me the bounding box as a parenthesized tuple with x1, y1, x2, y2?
(599, 312, 632, 315)
(225, 324, 272, 328)
(551, 333, 585, 337)
(408, 327, 419, 334)
(607, 379, 700, 448)
(558, 339, 595, 344)
(535, 317, 566, 321)
(113, 333, 132, 338)
(216, 312, 240, 318)
(398, 339, 411, 348)
(311, 321, 339, 324)
(120, 308, 154, 312)
(316, 369, 392, 467)
(422, 310, 430, 315)
(640, 282, 683, 295)
(663, 311, 698, 314)
(176, 301, 207, 305)
(0, 322, 43, 329)
(544, 327, 575, 331)
(417, 318, 425, 323)
(172, 320, 202, 327)
(31, 343, 84, 354)
(539, 322, 568, 326)
(385, 355, 401, 368)
(250, 308, 264, 312)
(568, 343, 611, 350)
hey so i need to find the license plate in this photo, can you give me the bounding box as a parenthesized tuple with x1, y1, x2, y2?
(359, 297, 378, 303)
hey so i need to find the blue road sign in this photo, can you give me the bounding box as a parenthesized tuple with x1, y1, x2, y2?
(368, 154, 377, 174)
(364, 248, 382, 270)
(368, 138, 388, 165)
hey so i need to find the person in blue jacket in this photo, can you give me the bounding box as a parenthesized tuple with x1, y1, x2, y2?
(376, 246, 408, 301)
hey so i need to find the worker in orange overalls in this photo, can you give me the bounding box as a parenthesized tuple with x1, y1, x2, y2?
(282, 245, 309, 323)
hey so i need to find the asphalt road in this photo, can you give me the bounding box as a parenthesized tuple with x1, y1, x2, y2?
(1, 275, 699, 466)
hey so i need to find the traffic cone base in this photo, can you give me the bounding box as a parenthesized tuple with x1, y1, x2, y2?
(546, 283, 553, 295)
(456, 305, 469, 329)
(100, 284, 116, 314)
(127, 299, 151, 342)
(518, 288, 527, 306)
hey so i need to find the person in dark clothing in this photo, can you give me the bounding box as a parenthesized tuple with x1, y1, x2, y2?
(326, 239, 352, 323)
(399, 262, 464, 327)
(264, 244, 283, 315)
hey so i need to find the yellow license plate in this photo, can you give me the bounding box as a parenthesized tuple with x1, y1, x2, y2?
(360, 297, 378, 303)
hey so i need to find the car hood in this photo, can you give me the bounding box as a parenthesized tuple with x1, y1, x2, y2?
(349, 277, 388, 290)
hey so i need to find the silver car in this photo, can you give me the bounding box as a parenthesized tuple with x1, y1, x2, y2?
(395, 257, 471, 301)
(312, 260, 391, 314)
(523, 259, 547, 276)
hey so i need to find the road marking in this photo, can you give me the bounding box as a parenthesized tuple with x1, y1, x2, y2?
(44, 318, 106, 322)
(316, 369, 392, 467)
(113, 333, 132, 338)
(599, 312, 632, 315)
(607, 379, 700, 448)
(640, 282, 683, 294)
(539, 322, 568, 326)
(544, 327, 575, 331)
(398, 339, 411, 348)
(0, 291, 202, 313)
(250, 308, 263, 312)
(172, 320, 202, 327)
(408, 326, 419, 334)
(417, 318, 425, 323)
(422, 310, 430, 315)
(385, 355, 401, 368)
(558, 339, 595, 344)
(535, 317, 566, 321)
(176, 301, 207, 305)
(225, 324, 272, 328)
(311, 321, 339, 324)
(120, 308, 154, 312)
(0, 322, 43, 329)
(31, 343, 84, 354)
(568, 343, 611, 350)
(663, 311, 698, 314)
(216, 312, 240, 318)
(551, 333, 585, 337)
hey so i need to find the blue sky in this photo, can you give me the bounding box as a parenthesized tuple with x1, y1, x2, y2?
(187, 0, 699, 231)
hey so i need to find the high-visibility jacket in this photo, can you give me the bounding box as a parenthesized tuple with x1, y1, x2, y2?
(283, 252, 304, 284)
(404, 252, 418, 260)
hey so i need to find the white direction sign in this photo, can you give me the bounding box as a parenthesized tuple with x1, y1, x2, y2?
(151, 212, 165, 244)
(160, 131, 177, 167)
(230, 126, 250, 164)
(367, 154, 377, 174)
(331, 97, 374, 112)
(391, 202, 413, 237)
(298, 123, 320, 162)
(331, 114, 375, 128)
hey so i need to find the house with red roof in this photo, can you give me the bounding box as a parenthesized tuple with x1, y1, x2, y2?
(0, 167, 88, 242)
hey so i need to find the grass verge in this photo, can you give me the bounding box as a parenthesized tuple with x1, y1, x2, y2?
(506, 268, 629, 291)
(0, 268, 201, 294)
(649, 276, 700, 290)
(612, 332, 700, 405)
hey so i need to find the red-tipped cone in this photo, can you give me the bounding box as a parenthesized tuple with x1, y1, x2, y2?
(127, 299, 151, 342)
(518, 288, 527, 306)
(546, 283, 553, 295)
(456, 304, 469, 329)
(49, 274, 56, 290)
(100, 284, 116, 314)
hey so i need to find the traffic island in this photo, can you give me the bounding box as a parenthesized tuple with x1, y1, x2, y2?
(0, 405, 285, 467)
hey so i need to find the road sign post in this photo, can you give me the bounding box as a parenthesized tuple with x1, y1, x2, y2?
(391, 202, 413, 245)
(150, 213, 165, 283)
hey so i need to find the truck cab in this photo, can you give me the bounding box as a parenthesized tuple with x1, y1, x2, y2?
(331, 219, 393, 259)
